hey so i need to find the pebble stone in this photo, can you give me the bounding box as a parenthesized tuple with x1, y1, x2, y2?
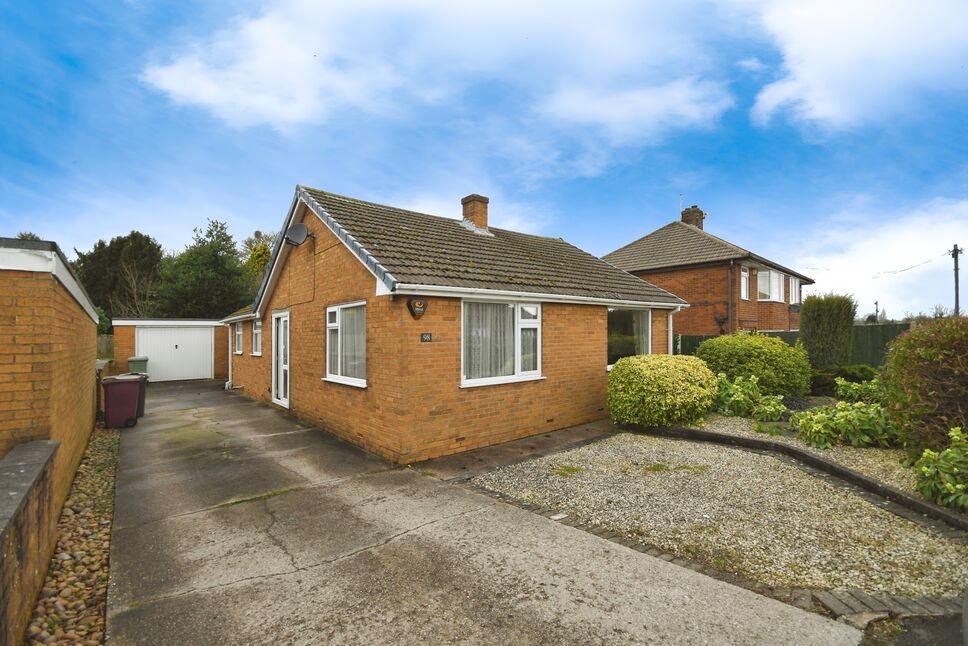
(473, 432, 968, 596)
(25, 427, 120, 646)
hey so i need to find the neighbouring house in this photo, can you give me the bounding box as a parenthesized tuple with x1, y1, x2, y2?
(222, 186, 686, 463)
(604, 205, 814, 336)
(109, 319, 228, 382)
(0, 237, 98, 644)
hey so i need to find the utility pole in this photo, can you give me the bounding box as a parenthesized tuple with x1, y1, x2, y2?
(954, 244, 962, 317)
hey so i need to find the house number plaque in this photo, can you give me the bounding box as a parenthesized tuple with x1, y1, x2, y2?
(420, 333, 432, 343)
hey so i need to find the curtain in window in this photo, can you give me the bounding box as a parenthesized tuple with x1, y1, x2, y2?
(464, 302, 514, 379)
(607, 308, 650, 364)
(632, 310, 649, 355)
(340, 305, 366, 379)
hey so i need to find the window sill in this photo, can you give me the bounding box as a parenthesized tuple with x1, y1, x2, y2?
(250, 352, 262, 357)
(460, 374, 544, 389)
(323, 375, 367, 389)
(234, 351, 243, 355)
(757, 298, 785, 303)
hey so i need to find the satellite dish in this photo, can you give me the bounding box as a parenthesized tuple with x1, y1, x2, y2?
(284, 223, 309, 246)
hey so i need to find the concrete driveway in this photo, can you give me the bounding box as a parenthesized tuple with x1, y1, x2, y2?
(107, 381, 860, 645)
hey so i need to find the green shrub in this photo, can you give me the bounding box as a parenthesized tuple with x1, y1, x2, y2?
(882, 317, 968, 453)
(712, 374, 787, 421)
(696, 333, 810, 397)
(915, 428, 968, 512)
(608, 355, 716, 428)
(752, 395, 787, 422)
(800, 294, 857, 369)
(713, 374, 760, 417)
(791, 401, 896, 448)
(811, 364, 879, 396)
(835, 377, 882, 403)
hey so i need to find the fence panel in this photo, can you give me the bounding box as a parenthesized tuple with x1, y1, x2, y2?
(676, 322, 910, 366)
(97, 335, 114, 360)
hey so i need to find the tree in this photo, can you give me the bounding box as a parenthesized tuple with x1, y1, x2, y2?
(153, 220, 250, 319)
(74, 232, 163, 318)
(240, 230, 275, 298)
(16, 232, 41, 240)
(799, 293, 857, 369)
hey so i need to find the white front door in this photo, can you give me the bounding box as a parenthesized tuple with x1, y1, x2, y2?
(272, 312, 290, 407)
(136, 326, 214, 382)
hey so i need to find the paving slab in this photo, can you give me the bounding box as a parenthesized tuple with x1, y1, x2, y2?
(107, 381, 861, 645)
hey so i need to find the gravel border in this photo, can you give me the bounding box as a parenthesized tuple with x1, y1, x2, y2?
(25, 427, 120, 646)
(473, 433, 968, 597)
(699, 415, 919, 495)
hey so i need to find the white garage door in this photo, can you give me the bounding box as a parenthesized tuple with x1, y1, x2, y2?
(136, 327, 214, 382)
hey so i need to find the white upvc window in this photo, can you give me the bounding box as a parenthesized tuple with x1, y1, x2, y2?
(757, 270, 785, 302)
(325, 301, 367, 388)
(789, 277, 801, 304)
(251, 320, 263, 356)
(607, 308, 651, 368)
(234, 323, 243, 354)
(740, 266, 749, 300)
(461, 301, 542, 387)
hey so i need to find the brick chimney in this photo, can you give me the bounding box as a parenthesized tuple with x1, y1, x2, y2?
(461, 194, 489, 230)
(681, 204, 705, 229)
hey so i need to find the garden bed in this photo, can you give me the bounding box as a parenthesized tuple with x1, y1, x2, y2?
(698, 415, 919, 495)
(25, 426, 120, 646)
(473, 433, 968, 597)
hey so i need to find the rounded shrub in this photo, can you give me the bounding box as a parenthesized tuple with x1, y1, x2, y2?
(882, 317, 968, 452)
(608, 355, 716, 428)
(695, 334, 810, 397)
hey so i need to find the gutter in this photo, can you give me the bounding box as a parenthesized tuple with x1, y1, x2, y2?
(391, 283, 688, 309)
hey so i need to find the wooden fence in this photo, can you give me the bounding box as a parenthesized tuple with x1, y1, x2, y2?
(676, 322, 910, 367)
(96, 335, 114, 360)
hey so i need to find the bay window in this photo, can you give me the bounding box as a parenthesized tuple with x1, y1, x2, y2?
(251, 320, 263, 356)
(462, 301, 541, 386)
(325, 301, 366, 387)
(790, 277, 801, 304)
(757, 270, 785, 302)
(607, 308, 651, 366)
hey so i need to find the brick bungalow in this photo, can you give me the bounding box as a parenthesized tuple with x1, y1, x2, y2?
(222, 186, 686, 463)
(604, 205, 814, 336)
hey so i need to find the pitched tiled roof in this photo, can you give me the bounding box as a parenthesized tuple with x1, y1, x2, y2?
(224, 304, 254, 320)
(603, 221, 813, 283)
(298, 187, 685, 305)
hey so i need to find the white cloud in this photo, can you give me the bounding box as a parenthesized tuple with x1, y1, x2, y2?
(142, 0, 735, 137)
(747, 0, 968, 128)
(539, 78, 734, 143)
(737, 57, 767, 74)
(796, 197, 968, 315)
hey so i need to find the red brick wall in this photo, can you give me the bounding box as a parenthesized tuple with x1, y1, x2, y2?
(213, 326, 228, 379)
(651, 309, 670, 354)
(230, 208, 678, 463)
(637, 263, 800, 335)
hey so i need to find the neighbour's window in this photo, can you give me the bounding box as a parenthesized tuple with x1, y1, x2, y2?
(462, 302, 541, 385)
(740, 266, 749, 300)
(234, 323, 243, 354)
(607, 308, 651, 366)
(252, 320, 263, 355)
(325, 302, 366, 386)
(757, 270, 785, 302)
(789, 277, 801, 304)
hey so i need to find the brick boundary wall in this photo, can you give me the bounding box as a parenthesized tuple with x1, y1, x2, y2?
(0, 440, 59, 645)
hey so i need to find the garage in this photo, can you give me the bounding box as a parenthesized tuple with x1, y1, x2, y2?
(111, 319, 229, 382)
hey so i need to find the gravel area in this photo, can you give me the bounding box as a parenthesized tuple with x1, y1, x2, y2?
(473, 433, 968, 596)
(699, 415, 919, 495)
(25, 426, 120, 646)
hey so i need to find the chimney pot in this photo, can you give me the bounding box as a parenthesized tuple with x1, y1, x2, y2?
(681, 204, 705, 229)
(461, 194, 489, 229)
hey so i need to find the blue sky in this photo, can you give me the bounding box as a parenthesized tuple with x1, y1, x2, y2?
(2, 0, 967, 317)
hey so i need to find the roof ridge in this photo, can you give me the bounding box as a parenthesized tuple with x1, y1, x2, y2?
(300, 185, 564, 241)
(602, 221, 680, 259)
(672, 220, 750, 256)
